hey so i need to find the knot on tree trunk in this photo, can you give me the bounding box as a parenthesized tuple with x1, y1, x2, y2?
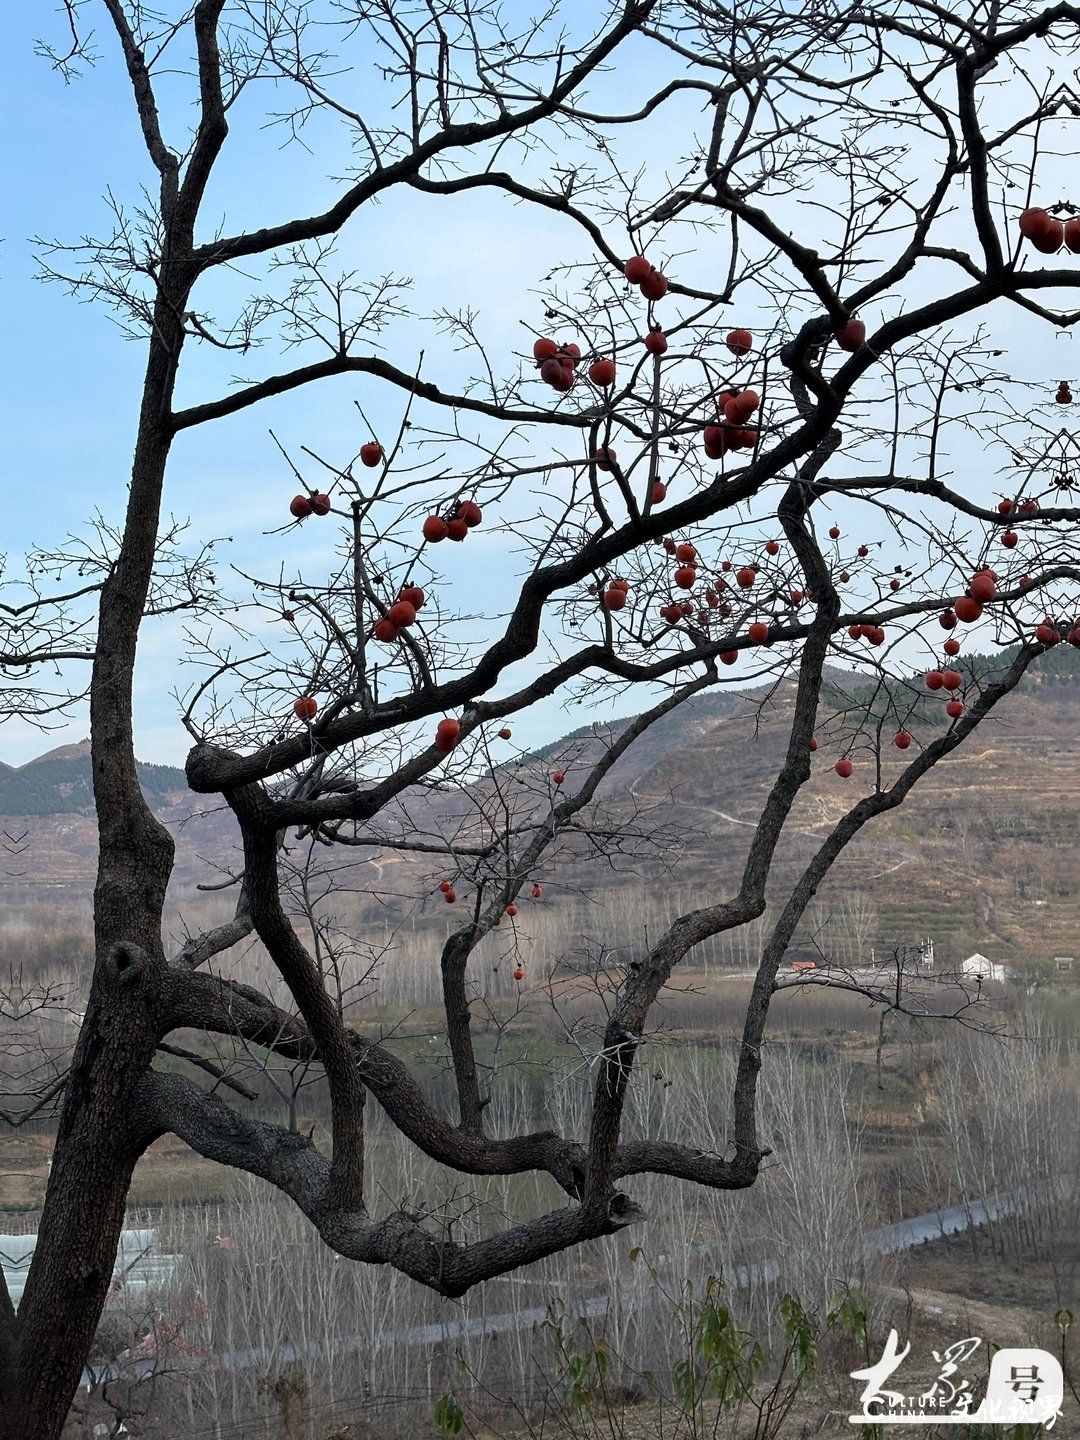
(607, 1192, 646, 1227)
(105, 941, 148, 986)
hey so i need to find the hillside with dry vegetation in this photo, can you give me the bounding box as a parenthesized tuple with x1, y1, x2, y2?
(5, 645, 1079, 977)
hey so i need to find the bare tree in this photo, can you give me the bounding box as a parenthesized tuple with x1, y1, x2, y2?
(4, 2, 1080, 1435)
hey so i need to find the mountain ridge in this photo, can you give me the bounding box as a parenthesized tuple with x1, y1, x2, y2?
(4, 646, 1079, 971)
(0, 749, 188, 816)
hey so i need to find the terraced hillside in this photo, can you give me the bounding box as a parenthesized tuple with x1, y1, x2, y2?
(2, 647, 1078, 975)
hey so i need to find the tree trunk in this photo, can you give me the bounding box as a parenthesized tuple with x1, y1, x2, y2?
(3, 305, 187, 1437)
(5, 947, 171, 1440)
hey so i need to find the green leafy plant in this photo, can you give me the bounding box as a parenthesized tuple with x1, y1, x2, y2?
(434, 1392, 465, 1439)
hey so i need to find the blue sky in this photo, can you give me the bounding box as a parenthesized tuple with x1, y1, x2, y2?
(3, 5, 1076, 768)
(2, 5, 640, 765)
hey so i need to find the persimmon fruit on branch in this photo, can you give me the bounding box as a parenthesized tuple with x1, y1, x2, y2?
(3, 2, 1080, 1438)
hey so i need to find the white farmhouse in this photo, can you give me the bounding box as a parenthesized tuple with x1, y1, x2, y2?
(961, 952, 1007, 984)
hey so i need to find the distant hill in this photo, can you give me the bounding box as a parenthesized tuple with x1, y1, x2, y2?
(25, 739, 94, 765)
(0, 744, 187, 816)
(3, 646, 1080, 973)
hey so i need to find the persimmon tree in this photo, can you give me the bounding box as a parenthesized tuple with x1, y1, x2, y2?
(3, 2, 1080, 1435)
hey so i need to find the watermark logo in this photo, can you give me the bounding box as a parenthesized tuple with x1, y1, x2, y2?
(849, 1329, 1063, 1428)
